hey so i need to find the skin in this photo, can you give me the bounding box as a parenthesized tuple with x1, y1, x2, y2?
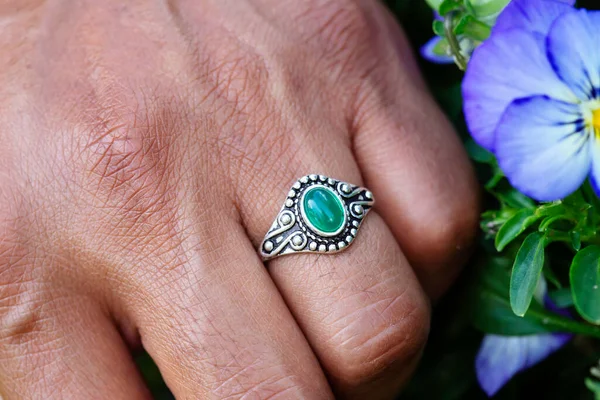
(0, 0, 479, 399)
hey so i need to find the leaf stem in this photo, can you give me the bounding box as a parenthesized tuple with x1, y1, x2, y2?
(547, 231, 600, 247)
(532, 308, 600, 338)
(444, 13, 467, 70)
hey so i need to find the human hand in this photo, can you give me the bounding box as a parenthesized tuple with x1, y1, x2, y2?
(0, 0, 478, 398)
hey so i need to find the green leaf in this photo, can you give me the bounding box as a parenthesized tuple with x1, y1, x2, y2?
(495, 208, 540, 251)
(495, 187, 536, 209)
(571, 231, 582, 251)
(430, 37, 451, 57)
(510, 233, 546, 316)
(471, 253, 600, 337)
(453, 15, 491, 41)
(469, 0, 511, 20)
(583, 181, 600, 210)
(462, 0, 475, 16)
(585, 378, 600, 399)
(563, 188, 588, 207)
(425, 0, 445, 11)
(537, 202, 567, 217)
(433, 20, 445, 36)
(465, 139, 494, 164)
(481, 209, 514, 238)
(471, 254, 553, 335)
(570, 246, 600, 324)
(539, 215, 572, 232)
(485, 170, 504, 190)
(438, 0, 462, 15)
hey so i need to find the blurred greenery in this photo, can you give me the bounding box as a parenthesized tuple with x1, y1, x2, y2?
(135, 1, 600, 398)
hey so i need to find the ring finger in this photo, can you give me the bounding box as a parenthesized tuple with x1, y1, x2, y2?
(234, 128, 430, 399)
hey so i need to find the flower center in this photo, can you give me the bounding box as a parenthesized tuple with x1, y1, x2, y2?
(582, 101, 600, 138)
(593, 108, 600, 132)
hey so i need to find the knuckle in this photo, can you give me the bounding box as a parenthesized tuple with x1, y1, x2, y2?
(0, 246, 43, 347)
(0, 286, 44, 348)
(326, 286, 430, 385)
(81, 101, 172, 196)
(416, 185, 480, 269)
(0, 219, 54, 350)
(191, 31, 269, 118)
(298, 0, 374, 58)
(0, 210, 32, 320)
(72, 90, 188, 244)
(0, 177, 47, 347)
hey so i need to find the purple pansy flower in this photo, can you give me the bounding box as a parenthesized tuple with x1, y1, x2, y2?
(475, 279, 572, 396)
(476, 332, 571, 396)
(463, 0, 600, 201)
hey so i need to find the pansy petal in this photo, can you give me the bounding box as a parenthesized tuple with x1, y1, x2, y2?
(493, 0, 573, 35)
(476, 333, 571, 396)
(589, 140, 600, 197)
(420, 36, 454, 64)
(547, 10, 600, 100)
(463, 30, 574, 150)
(495, 96, 591, 201)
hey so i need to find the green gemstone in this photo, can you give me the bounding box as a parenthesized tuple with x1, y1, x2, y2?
(302, 186, 346, 235)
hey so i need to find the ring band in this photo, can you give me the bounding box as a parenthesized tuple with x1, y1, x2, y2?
(259, 174, 374, 261)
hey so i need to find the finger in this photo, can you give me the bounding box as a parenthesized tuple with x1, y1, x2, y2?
(0, 266, 149, 399)
(124, 217, 333, 399)
(235, 136, 430, 397)
(351, 5, 480, 300)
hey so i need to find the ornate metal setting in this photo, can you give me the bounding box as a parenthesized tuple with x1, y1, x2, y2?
(259, 174, 374, 261)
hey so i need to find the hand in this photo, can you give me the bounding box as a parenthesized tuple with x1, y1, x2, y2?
(0, 1, 479, 398)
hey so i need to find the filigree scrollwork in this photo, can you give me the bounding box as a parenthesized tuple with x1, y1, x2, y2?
(259, 175, 374, 261)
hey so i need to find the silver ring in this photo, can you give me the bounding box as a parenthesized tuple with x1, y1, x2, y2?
(259, 175, 374, 261)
